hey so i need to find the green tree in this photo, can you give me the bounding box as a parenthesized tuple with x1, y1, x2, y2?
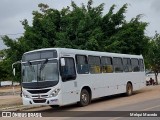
(146, 32, 160, 84)
(0, 57, 12, 86)
(0, 51, 5, 86)
(105, 15, 149, 54)
(1, 0, 149, 83)
(1, 36, 23, 83)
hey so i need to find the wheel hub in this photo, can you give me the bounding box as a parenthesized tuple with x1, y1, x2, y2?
(82, 94, 87, 103)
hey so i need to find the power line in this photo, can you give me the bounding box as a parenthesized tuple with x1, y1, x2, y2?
(0, 33, 23, 37)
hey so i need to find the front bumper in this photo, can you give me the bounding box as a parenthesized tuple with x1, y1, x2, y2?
(22, 95, 62, 106)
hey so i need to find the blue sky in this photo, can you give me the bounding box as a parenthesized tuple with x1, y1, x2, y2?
(0, 0, 160, 50)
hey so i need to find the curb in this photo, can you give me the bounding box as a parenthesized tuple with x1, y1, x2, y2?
(1, 105, 44, 111)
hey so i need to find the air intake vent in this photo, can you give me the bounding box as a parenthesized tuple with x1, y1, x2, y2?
(27, 89, 50, 94)
(33, 99, 46, 103)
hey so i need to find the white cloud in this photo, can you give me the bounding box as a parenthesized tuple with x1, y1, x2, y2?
(151, 0, 160, 12)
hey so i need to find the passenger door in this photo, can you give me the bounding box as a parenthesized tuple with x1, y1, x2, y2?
(60, 56, 79, 105)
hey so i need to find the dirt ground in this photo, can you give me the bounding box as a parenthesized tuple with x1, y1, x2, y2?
(0, 95, 22, 108)
(0, 86, 22, 109)
(0, 85, 21, 93)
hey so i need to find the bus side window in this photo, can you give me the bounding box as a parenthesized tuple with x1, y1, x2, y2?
(123, 58, 132, 72)
(61, 57, 76, 82)
(88, 56, 101, 74)
(139, 59, 144, 71)
(76, 55, 89, 74)
(113, 57, 123, 73)
(101, 57, 113, 73)
(131, 58, 140, 72)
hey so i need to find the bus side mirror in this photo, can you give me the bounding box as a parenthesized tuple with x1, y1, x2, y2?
(12, 60, 21, 76)
(61, 58, 65, 66)
(13, 68, 16, 76)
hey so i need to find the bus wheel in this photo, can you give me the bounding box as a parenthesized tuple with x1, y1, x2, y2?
(78, 89, 90, 107)
(126, 83, 133, 96)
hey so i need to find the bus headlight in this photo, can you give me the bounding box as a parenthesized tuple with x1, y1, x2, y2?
(22, 91, 30, 98)
(49, 88, 60, 97)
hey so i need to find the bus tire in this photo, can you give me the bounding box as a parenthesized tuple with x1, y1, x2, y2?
(126, 82, 133, 96)
(78, 89, 90, 107)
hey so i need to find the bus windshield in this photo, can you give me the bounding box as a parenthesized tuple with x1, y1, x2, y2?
(22, 59, 59, 89)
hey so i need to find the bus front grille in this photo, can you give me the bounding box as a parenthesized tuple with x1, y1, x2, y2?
(27, 89, 51, 94)
(32, 95, 48, 98)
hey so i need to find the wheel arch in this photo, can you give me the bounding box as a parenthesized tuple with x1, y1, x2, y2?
(127, 81, 133, 88)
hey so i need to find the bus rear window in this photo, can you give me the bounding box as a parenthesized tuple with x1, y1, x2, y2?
(131, 58, 140, 72)
(139, 59, 144, 71)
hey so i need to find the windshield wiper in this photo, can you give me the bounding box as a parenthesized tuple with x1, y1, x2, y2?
(27, 61, 35, 72)
(38, 59, 48, 81)
(39, 59, 48, 71)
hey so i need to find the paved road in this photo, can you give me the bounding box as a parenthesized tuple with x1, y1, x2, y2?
(23, 85, 160, 120)
(25, 97, 160, 118)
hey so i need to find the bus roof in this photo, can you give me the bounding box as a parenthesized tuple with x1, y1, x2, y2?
(24, 48, 143, 59)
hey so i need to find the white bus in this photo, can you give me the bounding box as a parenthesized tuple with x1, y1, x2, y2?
(19, 48, 145, 107)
